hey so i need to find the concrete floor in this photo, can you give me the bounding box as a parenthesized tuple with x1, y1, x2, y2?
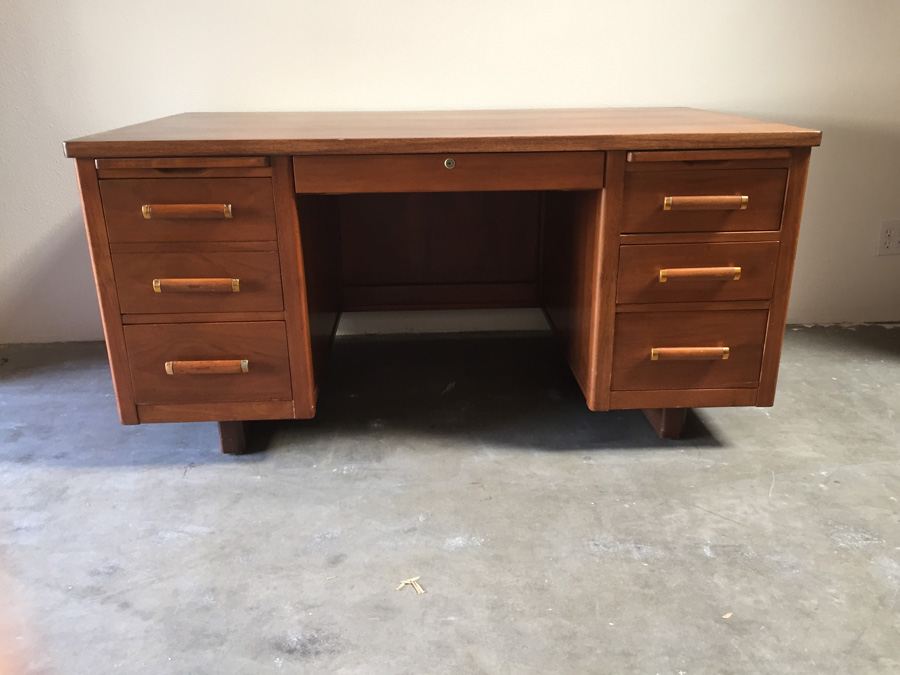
(0, 326, 898, 674)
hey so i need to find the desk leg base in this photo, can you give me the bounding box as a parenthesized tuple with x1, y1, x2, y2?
(642, 408, 687, 439)
(218, 421, 249, 454)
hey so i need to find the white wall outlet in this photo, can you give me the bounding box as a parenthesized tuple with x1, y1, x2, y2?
(877, 221, 900, 256)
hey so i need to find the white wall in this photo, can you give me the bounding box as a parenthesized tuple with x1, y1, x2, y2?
(1, 0, 898, 343)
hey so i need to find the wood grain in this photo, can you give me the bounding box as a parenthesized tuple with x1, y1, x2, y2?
(339, 192, 541, 292)
(343, 282, 537, 310)
(541, 190, 604, 406)
(75, 159, 138, 424)
(756, 147, 812, 405)
(609, 388, 757, 409)
(271, 156, 318, 419)
(64, 108, 821, 158)
(294, 195, 342, 387)
(96, 157, 270, 169)
(100, 177, 276, 243)
(612, 310, 768, 391)
(124, 321, 292, 405)
(137, 400, 294, 423)
(616, 241, 779, 304)
(591, 151, 629, 409)
(98, 167, 273, 179)
(622, 168, 788, 233)
(112, 250, 283, 314)
(627, 149, 791, 163)
(123, 311, 284, 324)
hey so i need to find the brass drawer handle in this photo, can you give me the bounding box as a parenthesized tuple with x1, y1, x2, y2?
(662, 195, 748, 211)
(164, 359, 249, 375)
(141, 203, 233, 219)
(651, 347, 730, 361)
(152, 277, 240, 293)
(659, 266, 741, 283)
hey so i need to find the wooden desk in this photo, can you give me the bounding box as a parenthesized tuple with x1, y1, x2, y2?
(65, 108, 821, 451)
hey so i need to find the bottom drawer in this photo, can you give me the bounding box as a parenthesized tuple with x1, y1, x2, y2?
(612, 310, 768, 391)
(124, 322, 292, 404)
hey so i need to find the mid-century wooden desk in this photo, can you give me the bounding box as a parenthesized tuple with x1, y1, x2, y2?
(65, 109, 821, 452)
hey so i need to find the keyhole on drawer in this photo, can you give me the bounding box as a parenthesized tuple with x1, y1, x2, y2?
(444, 157, 456, 169)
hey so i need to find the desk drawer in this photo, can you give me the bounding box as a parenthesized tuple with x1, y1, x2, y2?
(100, 178, 276, 242)
(612, 310, 768, 391)
(617, 241, 779, 304)
(112, 251, 283, 314)
(124, 321, 292, 404)
(622, 168, 787, 233)
(293, 152, 605, 193)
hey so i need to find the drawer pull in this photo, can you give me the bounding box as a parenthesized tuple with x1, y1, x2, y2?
(141, 203, 233, 220)
(164, 359, 249, 375)
(658, 266, 741, 283)
(152, 277, 241, 293)
(651, 347, 730, 361)
(662, 195, 749, 211)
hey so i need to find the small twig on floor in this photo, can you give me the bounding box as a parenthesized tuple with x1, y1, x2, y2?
(183, 462, 195, 478)
(396, 576, 425, 594)
(768, 471, 776, 498)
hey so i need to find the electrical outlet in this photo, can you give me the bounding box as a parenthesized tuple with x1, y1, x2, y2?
(877, 221, 900, 256)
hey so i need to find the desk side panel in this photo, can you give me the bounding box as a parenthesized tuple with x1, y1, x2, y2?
(756, 147, 812, 405)
(75, 159, 139, 424)
(540, 189, 604, 406)
(272, 157, 319, 418)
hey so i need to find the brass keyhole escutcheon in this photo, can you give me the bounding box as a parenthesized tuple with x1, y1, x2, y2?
(444, 157, 456, 169)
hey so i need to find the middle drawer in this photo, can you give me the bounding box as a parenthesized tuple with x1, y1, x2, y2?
(617, 241, 779, 304)
(113, 251, 284, 314)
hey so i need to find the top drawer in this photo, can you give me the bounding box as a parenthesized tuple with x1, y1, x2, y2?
(622, 168, 788, 233)
(293, 152, 606, 193)
(99, 178, 277, 243)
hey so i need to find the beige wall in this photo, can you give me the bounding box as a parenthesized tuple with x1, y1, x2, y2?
(1, 0, 898, 343)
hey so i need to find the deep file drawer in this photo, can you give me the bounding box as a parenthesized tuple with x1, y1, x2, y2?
(293, 152, 606, 193)
(612, 310, 768, 391)
(124, 322, 292, 404)
(113, 250, 284, 314)
(622, 168, 788, 233)
(616, 241, 780, 304)
(100, 178, 277, 242)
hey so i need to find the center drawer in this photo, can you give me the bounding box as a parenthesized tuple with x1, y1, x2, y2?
(112, 250, 284, 314)
(293, 152, 606, 193)
(124, 322, 292, 404)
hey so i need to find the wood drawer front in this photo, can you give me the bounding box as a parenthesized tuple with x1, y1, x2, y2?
(124, 322, 292, 404)
(622, 168, 787, 233)
(617, 241, 779, 304)
(112, 251, 284, 314)
(293, 152, 605, 193)
(612, 310, 768, 391)
(100, 178, 276, 242)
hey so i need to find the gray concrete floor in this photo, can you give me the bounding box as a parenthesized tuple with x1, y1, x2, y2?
(0, 326, 898, 674)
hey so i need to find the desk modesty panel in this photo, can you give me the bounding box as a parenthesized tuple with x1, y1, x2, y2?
(65, 108, 821, 452)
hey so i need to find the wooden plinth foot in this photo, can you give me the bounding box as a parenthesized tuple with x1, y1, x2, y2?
(642, 408, 688, 439)
(218, 421, 249, 454)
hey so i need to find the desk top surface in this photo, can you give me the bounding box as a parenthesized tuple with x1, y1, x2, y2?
(64, 107, 821, 158)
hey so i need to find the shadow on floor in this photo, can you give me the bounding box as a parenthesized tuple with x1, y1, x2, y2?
(249, 333, 723, 455)
(1, 333, 724, 469)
